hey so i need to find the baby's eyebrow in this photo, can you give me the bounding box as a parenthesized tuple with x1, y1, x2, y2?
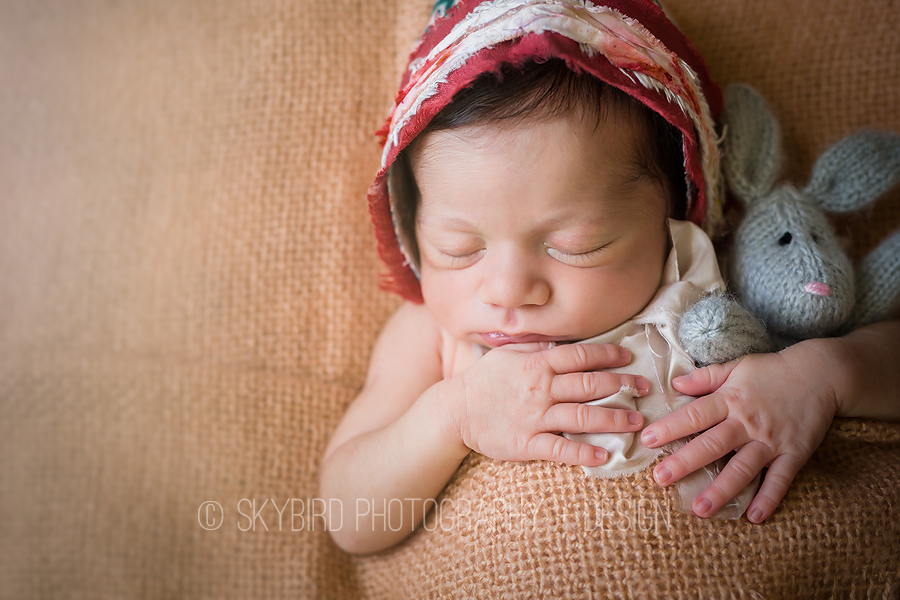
(417, 214, 479, 231)
(599, 164, 660, 201)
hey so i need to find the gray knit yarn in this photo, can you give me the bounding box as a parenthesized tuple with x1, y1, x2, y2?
(677, 293, 774, 366)
(806, 131, 900, 213)
(678, 84, 900, 360)
(852, 230, 900, 330)
(731, 187, 856, 340)
(721, 84, 781, 203)
(707, 84, 900, 351)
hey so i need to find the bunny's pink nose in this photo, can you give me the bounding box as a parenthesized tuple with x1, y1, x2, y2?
(803, 282, 832, 296)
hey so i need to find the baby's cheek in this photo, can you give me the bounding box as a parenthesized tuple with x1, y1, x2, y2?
(605, 257, 665, 323)
(421, 273, 470, 329)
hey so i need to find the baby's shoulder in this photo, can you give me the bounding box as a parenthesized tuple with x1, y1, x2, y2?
(332, 302, 446, 455)
(374, 302, 482, 381)
(382, 301, 442, 345)
(366, 301, 443, 381)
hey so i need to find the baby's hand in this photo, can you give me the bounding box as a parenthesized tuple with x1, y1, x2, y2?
(640, 342, 841, 522)
(448, 343, 648, 467)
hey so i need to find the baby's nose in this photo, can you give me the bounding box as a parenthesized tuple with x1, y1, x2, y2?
(479, 256, 550, 309)
(803, 281, 832, 296)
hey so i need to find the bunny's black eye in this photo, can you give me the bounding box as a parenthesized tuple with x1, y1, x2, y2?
(778, 232, 793, 246)
(811, 233, 820, 243)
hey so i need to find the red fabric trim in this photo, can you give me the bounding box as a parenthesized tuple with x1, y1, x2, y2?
(407, 0, 721, 118)
(368, 171, 424, 302)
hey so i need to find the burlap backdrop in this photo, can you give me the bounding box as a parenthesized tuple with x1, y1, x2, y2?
(0, 0, 897, 598)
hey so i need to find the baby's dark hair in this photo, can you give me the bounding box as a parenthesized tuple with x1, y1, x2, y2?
(390, 59, 686, 267)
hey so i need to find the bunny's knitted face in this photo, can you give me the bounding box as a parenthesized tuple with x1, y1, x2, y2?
(732, 187, 855, 339)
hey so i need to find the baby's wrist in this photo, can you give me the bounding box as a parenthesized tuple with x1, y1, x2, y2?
(428, 376, 472, 461)
(793, 336, 854, 418)
(825, 321, 900, 420)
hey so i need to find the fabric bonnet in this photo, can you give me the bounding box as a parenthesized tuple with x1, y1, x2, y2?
(368, 0, 724, 302)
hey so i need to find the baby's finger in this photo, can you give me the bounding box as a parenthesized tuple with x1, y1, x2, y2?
(550, 371, 649, 402)
(690, 440, 771, 518)
(525, 432, 609, 466)
(543, 403, 644, 434)
(671, 361, 738, 397)
(640, 394, 728, 448)
(745, 453, 805, 523)
(544, 343, 631, 375)
(651, 419, 749, 486)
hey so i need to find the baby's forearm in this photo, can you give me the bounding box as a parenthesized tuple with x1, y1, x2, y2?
(808, 319, 900, 420)
(319, 379, 470, 554)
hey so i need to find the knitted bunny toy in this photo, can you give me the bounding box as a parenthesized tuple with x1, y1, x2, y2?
(678, 84, 900, 364)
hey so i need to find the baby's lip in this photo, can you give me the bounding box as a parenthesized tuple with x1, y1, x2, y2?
(479, 332, 559, 347)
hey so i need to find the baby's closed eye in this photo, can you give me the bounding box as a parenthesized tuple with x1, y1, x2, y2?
(545, 242, 611, 266)
(423, 241, 486, 268)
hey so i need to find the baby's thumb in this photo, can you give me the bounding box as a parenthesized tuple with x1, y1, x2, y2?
(672, 362, 738, 396)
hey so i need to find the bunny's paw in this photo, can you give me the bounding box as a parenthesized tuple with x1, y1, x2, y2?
(678, 293, 774, 366)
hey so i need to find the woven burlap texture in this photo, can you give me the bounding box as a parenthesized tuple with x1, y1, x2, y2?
(0, 0, 897, 598)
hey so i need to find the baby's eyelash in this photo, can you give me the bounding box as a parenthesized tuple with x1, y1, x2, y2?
(442, 248, 484, 267)
(546, 244, 608, 264)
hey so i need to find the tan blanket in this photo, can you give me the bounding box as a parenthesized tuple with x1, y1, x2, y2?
(1, 0, 898, 598)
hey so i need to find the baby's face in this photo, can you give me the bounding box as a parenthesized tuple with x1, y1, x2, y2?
(411, 109, 670, 348)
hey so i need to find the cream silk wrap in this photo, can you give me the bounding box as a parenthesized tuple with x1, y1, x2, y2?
(565, 218, 757, 518)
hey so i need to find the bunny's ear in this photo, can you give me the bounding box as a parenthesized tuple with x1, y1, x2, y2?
(805, 131, 900, 213)
(851, 230, 900, 330)
(720, 84, 782, 206)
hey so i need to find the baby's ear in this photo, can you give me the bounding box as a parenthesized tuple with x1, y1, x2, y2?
(720, 84, 782, 207)
(804, 131, 900, 213)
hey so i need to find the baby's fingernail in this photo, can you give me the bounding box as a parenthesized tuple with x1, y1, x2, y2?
(594, 448, 608, 462)
(748, 508, 764, 523)
(641, 429, 657, 447)
(628, 412, 643, 425)
(654, 465, 671, 485)
(674, 373, 692, 383)
(636, 377, 650, 395)
(618, 347, 630, 360)
(694, 497, 712, 516)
